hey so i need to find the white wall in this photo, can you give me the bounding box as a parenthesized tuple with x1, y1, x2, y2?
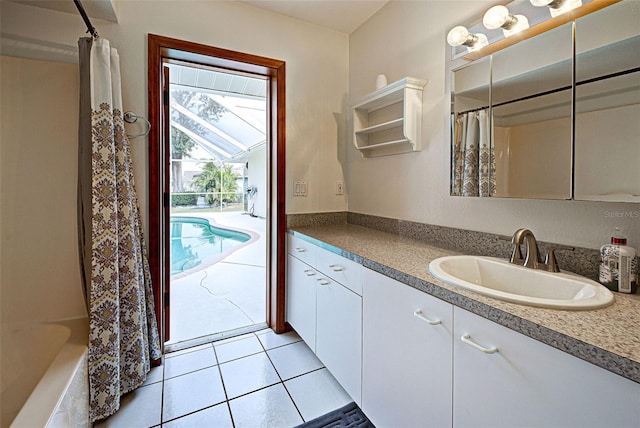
(0, 56, 87, 324)
(348, 1, 639, 250)
(0, 0, 349, 223)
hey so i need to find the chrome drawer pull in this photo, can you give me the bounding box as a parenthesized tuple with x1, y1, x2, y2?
(413, 310, 441, 325)
(329, 264, 343, 272)
(461, 334, 499, 354)
(295, 247, 306, 253)
(316, 278, 330, 286)
(304, 269, 316, 276)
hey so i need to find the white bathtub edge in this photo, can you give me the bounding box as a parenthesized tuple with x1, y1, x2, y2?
(10, 318, 89, 428)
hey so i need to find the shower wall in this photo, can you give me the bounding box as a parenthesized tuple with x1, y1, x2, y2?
(0, 55, 87, 325)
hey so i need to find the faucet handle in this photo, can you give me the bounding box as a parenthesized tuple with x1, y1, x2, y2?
(544, 245, 575, 272)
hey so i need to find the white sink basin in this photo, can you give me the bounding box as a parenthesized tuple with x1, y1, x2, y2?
(428, 255, 614, 310)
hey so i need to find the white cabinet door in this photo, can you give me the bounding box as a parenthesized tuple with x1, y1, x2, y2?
(454, 307, 640, 428)
(316, 275, 362, 405)
(362, 268, 453, 428)
(286, 255, 317, 352)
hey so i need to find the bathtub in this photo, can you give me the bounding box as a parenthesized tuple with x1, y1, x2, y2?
(1, 317, 89, 427)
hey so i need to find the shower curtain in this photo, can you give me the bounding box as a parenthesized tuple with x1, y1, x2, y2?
(452, 110, 495, 197)
(78, 37, 161, 422)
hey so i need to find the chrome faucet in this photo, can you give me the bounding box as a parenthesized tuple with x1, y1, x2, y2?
(509, 228, 574, 273)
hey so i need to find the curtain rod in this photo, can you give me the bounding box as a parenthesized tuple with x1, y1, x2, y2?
(73, 0, 98, 38)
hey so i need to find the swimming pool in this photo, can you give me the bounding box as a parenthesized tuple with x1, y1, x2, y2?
(170, 216, 251, 275)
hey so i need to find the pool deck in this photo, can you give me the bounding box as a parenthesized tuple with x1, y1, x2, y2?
(167, 211, 267, 347)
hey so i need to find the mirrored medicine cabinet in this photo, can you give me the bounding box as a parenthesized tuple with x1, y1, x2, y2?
(450, 0, 640, 203)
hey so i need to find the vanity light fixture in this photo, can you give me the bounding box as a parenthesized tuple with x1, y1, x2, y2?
(530, 0, 583, 17)
(447, 26, 489, 52)
(483, 5, 530, 37)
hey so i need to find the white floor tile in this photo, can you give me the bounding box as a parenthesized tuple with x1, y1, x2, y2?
(162, 403, 233, 428)
(215, 334, 264, 363)
(213, 332, 255, 346)
(285, 368, 352, 422)
(142, 365, 164, 386)
(164, 347, 217, 379)
(256, 329, 302, 350)
(267, 341, 324, 380)
(219, 353, 280, 399)
(94, 382, 162, 428)
(163, 366, 226, 421)
(229, 383, 303, 428)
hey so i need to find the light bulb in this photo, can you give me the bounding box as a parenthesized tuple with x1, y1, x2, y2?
(530, 0, 582, 17)
(483, 5, 530, 36)
(447, 26, 489, 52)
(447, 26, 471, 47)
(483, 5, 512, 30)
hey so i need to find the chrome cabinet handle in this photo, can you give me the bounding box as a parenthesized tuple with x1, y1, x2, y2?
(294, 247, 306, 253)
(461, 334, 499, 354)
(316, 278, 330, 286)
(304, 269, 316, 276)
(413, 310, 441, 325)
(328, 264, 343, 272)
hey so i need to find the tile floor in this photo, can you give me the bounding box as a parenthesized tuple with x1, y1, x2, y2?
(96, 329, 353, 428)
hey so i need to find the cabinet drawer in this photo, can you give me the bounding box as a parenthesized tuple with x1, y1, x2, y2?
(287, 234, 316, 266)
(315, 246, 362, 295)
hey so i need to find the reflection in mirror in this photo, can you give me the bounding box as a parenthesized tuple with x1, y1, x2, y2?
(491, 23, 573, 200)
(574, 1, 640, 203)
(451, 57, 491, 196)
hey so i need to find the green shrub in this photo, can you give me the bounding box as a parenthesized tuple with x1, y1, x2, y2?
(171, 193, 198, 207)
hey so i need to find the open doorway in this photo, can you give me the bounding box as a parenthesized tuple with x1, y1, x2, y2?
(166, 63, 268, 348)
(147, 35, 287, 354)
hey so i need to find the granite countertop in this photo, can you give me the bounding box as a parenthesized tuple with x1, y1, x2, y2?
(289, 223, 640, 384)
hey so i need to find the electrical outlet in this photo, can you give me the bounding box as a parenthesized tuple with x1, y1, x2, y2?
(336, 181, 344, 195)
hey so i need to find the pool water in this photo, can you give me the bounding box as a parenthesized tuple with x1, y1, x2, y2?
(170, 216, 251, 275)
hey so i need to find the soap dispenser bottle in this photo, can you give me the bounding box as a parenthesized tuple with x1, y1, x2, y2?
(599, 228, 638, 293)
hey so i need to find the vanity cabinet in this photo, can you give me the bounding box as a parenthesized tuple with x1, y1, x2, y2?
(453, 307, 640, 428)
(352, 77, 426, 157)
(286, 235, 363, 405)
(362, 269, 453, 428)
(288, 234, 640, 426)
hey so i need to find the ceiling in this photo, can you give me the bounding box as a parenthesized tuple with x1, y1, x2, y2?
(5, 0, 118, 22)
(6, 0, 388, 34)
(237, 0, 389, 33)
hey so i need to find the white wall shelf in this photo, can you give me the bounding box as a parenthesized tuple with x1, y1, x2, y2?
(353, 77, 427, 157)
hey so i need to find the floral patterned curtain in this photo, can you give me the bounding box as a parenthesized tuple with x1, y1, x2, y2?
(452, 110, 495, 197)
(78, 37, 161, 422)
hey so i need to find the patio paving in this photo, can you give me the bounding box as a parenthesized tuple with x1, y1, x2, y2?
(167, 212, 267, 346)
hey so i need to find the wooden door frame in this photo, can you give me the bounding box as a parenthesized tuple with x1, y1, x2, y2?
(147, 34, 287, 350)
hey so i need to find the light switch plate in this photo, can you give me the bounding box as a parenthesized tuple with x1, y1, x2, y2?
(294, 180, 307, 197)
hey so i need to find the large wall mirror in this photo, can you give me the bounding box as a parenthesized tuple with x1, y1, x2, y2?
(450, 0, 639, 203)
(574, 3, 640, 201)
